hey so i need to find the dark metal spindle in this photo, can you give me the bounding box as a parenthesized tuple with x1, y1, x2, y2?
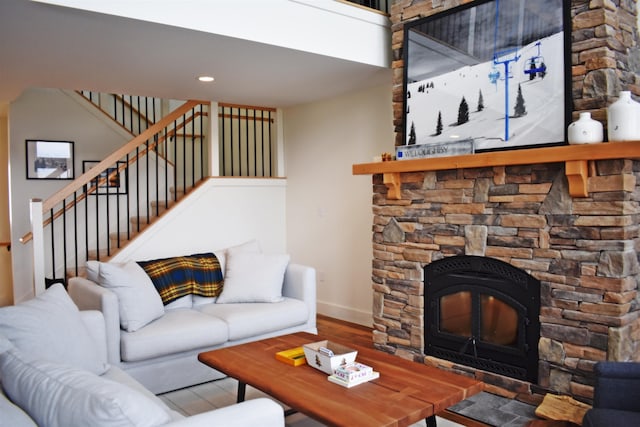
(154, 130, 159, 217)
(164, 126, 169, 209)
(221, 106, 226, 175)
(135, 144, 140, 232)
(261, 110, 265, 177)
(95, 185, 100, 260)
(183, 113, 187, 191)
(268, 111, 273, 177)
(50, 208, 55, 281)
(62, 200, 68, 279)
(191, 108, 196, 187)
(137, 97, 141, 135)
(200, 105, 204, 179)
(73, 192, 78, 277)
(253, 108, 257, 176)
(173, 120, 178, 202)
(125, 156, 131, 241)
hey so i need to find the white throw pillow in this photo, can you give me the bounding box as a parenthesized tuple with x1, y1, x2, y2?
(225, 239, 261, 257)
(0, 349, 170, 427)
(0, 284, 108, 375)
(98, 261, 165, 332)
(216, 252, 290, 303)
(85, 260, 100, 282)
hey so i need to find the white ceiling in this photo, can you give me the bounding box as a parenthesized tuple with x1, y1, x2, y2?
(0, 0, 392, 109)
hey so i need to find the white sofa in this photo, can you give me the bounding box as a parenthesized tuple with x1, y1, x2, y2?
(66, 244, 317, 394)
(0, 284, 285, 427)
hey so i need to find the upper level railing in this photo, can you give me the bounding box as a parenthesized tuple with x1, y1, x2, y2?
(22, 100, 209, 289)
(218, 103, 277, 177)
(343, 0, 390, 14)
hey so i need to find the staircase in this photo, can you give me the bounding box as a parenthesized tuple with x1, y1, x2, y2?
(22, 91, 280, 289)
(22, 97, 211, 283)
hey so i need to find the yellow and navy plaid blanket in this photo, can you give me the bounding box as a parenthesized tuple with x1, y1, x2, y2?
(137, 253, 223, 305)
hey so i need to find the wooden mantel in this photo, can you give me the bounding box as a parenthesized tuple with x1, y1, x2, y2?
(352, 141, 640, 199)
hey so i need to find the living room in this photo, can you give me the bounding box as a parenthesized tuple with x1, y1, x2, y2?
(2, 0, 640, 426)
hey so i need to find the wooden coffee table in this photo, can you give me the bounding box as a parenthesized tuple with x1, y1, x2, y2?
(198, 332, 484, 427)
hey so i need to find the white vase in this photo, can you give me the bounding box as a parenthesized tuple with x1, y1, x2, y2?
(568, 112, 603, 144)
(607, 91, 640, 142)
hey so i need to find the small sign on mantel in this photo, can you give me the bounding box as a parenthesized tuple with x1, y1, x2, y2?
(396, 138, 474, 160)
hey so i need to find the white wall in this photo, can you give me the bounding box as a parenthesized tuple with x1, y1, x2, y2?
(34, 0, 390, 68)
(284, 84, 393, 326)
(9, 88, 130, 302)
(108, 178, 287, 262)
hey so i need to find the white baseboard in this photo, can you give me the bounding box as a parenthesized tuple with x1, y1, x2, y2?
(317, 301, 372, 327)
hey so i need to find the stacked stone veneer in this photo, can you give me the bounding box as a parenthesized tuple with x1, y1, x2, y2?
(373, 0, 640, 403)
(371, 161, 640, 402)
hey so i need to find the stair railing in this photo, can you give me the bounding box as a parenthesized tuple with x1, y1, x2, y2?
(78, 91, 161, 137)
(22, 100, 209, 292)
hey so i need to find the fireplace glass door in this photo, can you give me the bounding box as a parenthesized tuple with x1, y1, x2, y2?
(440, 292, 519, 347)
(425, 256, 540, 383)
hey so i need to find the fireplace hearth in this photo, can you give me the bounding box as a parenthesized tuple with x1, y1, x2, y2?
(424, 255, 540, 383)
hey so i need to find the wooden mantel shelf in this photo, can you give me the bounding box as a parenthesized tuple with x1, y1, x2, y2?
(352, 141, 640, 199)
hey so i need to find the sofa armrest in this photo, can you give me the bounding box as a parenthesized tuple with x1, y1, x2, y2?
(282, 263, 316, 329)
(79, 310, 109, 367)
(0, 389, 37, 427)
(163, 398, 284, 427)
(593, 361, 640, 411)
(68, 277, 121, 365)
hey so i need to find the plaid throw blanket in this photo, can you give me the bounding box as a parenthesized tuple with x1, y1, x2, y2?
(137, 253, 223, 305)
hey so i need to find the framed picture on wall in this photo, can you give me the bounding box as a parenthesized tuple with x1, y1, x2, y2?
(82, 160, 128, 195)
(26, 140, 74, 179)
(401, 0, 571, 158)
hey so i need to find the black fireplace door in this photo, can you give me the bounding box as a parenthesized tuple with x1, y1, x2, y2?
(424, 256, 540, 383)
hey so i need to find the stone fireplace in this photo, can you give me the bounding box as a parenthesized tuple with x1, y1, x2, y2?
(364, 160, 640, 403)
(352, 0, 640, 404)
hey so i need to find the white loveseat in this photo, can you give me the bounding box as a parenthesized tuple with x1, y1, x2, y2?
(0, 284, 285, 427)
(66, 241, 317, 394)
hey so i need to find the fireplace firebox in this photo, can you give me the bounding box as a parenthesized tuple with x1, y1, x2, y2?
(424, 256, 540, 383)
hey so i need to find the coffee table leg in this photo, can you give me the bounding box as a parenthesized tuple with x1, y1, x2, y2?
(426, 415, 437, 427)
(237, 381, 246, 403)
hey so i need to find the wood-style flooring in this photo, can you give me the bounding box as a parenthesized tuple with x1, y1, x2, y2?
(316, 314, 375, 348)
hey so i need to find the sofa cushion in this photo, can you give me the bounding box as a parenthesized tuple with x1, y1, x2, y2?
(0, 349, 170, 427)
(120, 309, 229, 362)
(0, 284, 108, 375)
(198, 298, 308, 341)
(137, 253, 223, 305)
(216, 252, 290, 303)
(97, 261, 165, 332)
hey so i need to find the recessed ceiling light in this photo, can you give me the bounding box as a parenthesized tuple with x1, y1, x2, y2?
(198, 76, 214, 82)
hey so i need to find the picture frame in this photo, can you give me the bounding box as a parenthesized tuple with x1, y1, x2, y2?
(82, 160, 128, 195)
(401, 0, 571, 158)
(26, 140, 74, 180)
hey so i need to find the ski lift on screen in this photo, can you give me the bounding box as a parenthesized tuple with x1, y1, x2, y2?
(488, 66, 500, 85)
(524, 41, 547, 80)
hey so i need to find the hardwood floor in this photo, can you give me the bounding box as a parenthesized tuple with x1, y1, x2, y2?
(316, 314, 375, 348)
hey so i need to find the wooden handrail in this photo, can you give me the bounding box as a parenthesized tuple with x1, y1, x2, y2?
(43, 100, 205, 212)
(20, 100, 208, 244)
